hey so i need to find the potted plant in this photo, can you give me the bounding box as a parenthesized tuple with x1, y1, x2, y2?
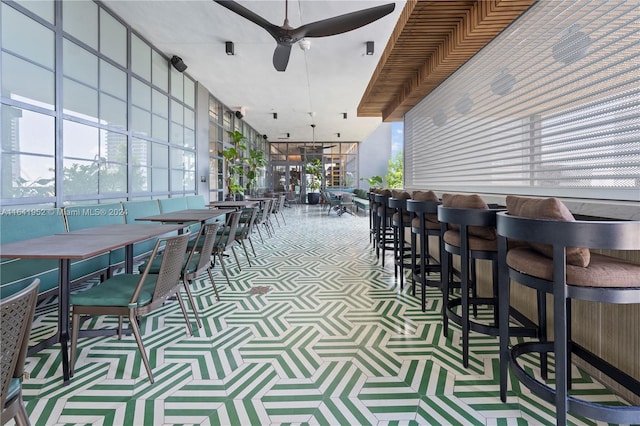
(360, 175, 383, 189)
(223, 130, 247, 200)
(305, 158, 323, 204)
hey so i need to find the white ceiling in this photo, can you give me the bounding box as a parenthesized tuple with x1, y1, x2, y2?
(102, 0, 405, 143)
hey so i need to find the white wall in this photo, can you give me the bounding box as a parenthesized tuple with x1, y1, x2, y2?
(357, 122, 392, 189)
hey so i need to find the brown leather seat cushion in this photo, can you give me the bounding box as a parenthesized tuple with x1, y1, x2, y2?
(444, 230, 498, 252)
(507, 247, 640, 288)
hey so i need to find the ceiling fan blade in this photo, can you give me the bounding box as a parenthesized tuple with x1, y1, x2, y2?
(213, 0, 280, 37)
(273, 43, 293, 71)
(298, 3, 395, 38)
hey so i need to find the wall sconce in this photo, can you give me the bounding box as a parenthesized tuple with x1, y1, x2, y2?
(273, 112, 278, 119)
(455, 93, 473, 115)
(200, 176, 207, 183)
(552, 25, 591, 65)
(366, 41, 374, 55)
(170, 55, 187, 72)
(432, 108, 448, 127)
(491, 69, 516, 96)
(336, 133, 341, 138)
(225, 41, 234, 55)
(342, 112, 348, 119)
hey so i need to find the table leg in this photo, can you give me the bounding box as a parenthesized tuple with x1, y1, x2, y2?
(58, 259, 71, 384)
(125, 244, 133, 273)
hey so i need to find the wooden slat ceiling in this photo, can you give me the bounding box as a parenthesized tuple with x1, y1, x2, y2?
(358, 0, 537, 122)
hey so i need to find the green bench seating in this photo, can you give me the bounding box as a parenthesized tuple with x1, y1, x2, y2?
(0, 196, 204, 299)
(353, 189, 370, 212)
(326, 188, 369, 213)
(0, 208, 109, 298)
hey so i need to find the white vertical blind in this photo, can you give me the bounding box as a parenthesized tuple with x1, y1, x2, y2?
(404, 0, 640, 202)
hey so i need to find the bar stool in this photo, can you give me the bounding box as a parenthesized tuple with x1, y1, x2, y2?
(497, 196, 640, 425)
(438, 193, 539, 368)
(374, 190, 394, 266)
(368, 190, 378, 245)
(388, 191, 412, 288)
(406, 191, 441, 311)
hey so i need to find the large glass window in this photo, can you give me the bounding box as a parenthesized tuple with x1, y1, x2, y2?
(1, 107, 55, 198)
(1, 3, 55, 109)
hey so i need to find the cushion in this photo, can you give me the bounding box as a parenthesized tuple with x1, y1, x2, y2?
(411, 217, 441, 230)
(506, 195, 590, 267)
(444, 230, 498, 252)
(507, 248, 639, 288)
(391, 190, 411, 200)
(441, 193, 496, 240)
(411, 190, 439, 202)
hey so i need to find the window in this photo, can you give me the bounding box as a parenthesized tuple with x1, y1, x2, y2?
(403, 0, 640, 202)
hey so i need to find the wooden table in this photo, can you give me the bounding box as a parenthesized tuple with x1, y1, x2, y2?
(209, 200, 259, 210)
(0, 224, 185, 384)
(64, 223, 188, 273)
(136, 209, 228, 230)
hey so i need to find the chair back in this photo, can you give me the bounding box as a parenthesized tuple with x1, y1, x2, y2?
(188, 222, 222, 272)
(1, 279, 39, 412)
(277, 194, 286, 212)
(136, 233, 190, 306)
(224, 211, 241, 250)
(238, 207, 259, 239)
(215, 211, 241, 253)
(257, 199, 271, 224)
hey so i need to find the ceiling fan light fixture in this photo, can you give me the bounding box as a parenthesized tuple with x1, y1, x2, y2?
(213, 1, 395, 71)
(366, 41, 374, 55)
(225, 41, 234, 55)
(299, 38, 311, 51)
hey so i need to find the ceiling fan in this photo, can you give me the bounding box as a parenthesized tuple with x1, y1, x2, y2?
(213, 0, 396, 71)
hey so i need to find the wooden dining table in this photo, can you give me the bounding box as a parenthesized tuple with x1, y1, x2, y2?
(209, 200, 260, 210)
(136, 209, 229, 230)
(0, 223, 186, 384)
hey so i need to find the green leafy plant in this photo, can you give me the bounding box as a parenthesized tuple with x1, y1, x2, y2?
(223, 130, 247, 198)
(385, 151, 403, 189)
(245, 149, 266, 196)
(360, 175, 383, 189)
(305, 158, 323, 192)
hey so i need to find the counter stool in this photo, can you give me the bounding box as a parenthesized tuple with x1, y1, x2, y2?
(406, 194, 441, 312)
(497, 196, 640, 425)
(368, 190, 377, 245)
(374, 191, 394, 266)
(388, 191, 412, 288)
(438, 193, 540, 369)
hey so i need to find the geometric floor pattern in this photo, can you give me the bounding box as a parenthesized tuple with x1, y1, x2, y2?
(19, 204, 637, 426)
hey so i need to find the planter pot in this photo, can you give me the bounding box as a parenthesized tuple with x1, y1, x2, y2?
(307, 192, 320, 205)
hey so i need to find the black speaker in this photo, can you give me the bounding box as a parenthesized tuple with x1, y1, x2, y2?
(263, 134, 268, 140)
(170, 55, 187, 72)
(235, 110, 243, 119)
